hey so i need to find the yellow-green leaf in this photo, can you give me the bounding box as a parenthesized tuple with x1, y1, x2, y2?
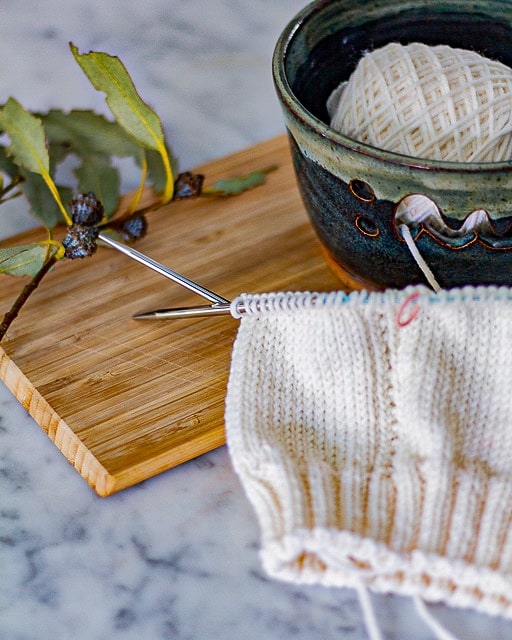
(202, 165, 278, 196)
(0, 244, 56, 277)
(0, 98, 50, 175)
(41, 109, 139, 159)
(70, 43, 174, 201)
(0, 98, 71, 225)
(21, 170, 73, 228)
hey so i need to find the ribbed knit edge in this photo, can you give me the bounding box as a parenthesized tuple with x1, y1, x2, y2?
(225, 438, 512, 618)
(261, 528, 512, 618)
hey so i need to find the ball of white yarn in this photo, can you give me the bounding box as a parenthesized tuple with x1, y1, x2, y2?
(327, 42, 512, 162)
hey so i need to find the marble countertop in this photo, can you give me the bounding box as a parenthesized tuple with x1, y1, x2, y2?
(1, 2, 512, 639)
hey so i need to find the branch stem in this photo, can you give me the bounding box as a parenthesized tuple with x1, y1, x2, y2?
(0, 175, 24, 200)
(0, 254, 58, 342)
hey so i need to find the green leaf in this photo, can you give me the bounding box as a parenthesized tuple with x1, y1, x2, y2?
(203, 165, 278, 196)
(0, 143, 21, 179)
(20, 170, 74, 229)
(70, 46, 163, 149)
(41, 109, 140, 159)
(70, 43, 174, 201)
(0, 98, 71, 225)
(74, 154, 120, 218)
(0, 243, 56, 277)
(42, 110, 179, 213)
(42, 110, 138, 217)
(41, 109, 178, 203)
(0, 98, 50, 175)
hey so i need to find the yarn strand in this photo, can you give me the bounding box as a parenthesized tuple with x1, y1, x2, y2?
(413, 598, 461, 640)
(356, 582, 385, 640)
(399, 223, 442, 292)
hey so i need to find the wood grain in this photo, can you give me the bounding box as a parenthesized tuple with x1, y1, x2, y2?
(0, 135, 341, 496)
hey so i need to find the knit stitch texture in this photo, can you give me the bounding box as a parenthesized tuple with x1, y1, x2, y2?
(225, 286, 512, 618)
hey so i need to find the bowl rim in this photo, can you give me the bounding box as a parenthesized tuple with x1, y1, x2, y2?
(272, 0, 512, 175)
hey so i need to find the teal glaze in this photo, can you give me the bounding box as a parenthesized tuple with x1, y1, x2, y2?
(272, 0, 512, 289)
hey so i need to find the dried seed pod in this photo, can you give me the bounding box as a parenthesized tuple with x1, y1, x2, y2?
(119, 214, 147, 242)
(69, 192, 104, 226)
(173, 172, 204, 199)
(62, 224, 99, 259)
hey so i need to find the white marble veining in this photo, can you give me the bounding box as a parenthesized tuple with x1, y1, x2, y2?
(1, 2, 512, 639)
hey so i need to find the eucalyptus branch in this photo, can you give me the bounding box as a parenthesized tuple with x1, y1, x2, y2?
(0, 253, 59, 341)
(0, 45, 277, 342)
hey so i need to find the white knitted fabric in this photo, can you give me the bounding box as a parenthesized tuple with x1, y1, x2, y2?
(327, 42, 512, 162)
(225, 286, 512, 619)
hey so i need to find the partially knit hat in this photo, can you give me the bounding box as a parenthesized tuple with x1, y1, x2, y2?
(225, 286, 512, 621)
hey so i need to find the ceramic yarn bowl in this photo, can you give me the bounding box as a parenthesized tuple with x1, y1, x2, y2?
(272, 0, 512, 290)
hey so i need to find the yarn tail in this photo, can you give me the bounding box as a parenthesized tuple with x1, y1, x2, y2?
(399, 223, 442, 292)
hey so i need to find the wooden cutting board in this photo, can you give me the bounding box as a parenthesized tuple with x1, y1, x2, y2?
(0, 135, 341, 496)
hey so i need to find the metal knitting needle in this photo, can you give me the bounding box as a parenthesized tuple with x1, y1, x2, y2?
(98, 231, 232, 314)
(133, 302, 236, 320)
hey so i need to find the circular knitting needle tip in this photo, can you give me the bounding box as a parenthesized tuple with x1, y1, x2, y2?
(132, 303, 234, 320)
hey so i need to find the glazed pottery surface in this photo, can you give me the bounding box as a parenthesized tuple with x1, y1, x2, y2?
(273, 0, 512, 289)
